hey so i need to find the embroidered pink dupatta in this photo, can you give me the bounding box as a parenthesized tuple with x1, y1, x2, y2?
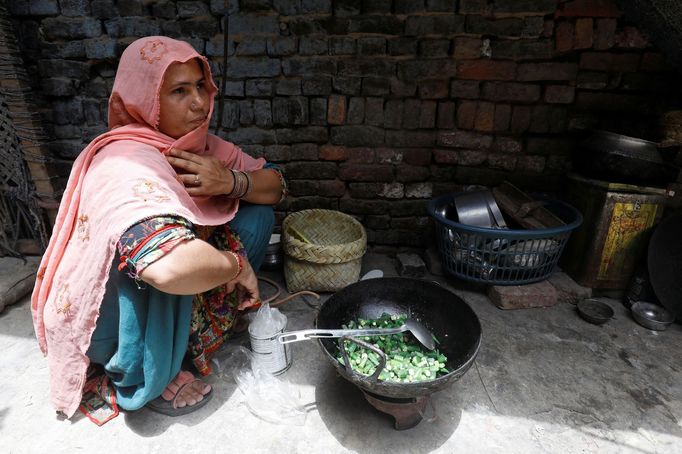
(31, 37, 265, 417)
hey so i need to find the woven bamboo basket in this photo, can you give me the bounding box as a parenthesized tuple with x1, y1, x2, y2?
(282, 209, 367, 292)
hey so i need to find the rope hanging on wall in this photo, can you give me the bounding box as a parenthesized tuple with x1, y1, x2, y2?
(0, 7, 50, 255)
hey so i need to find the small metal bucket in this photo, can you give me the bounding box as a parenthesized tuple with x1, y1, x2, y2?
(248, 326, 293, 376)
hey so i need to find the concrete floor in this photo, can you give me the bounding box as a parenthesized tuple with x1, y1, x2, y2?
(1, 254, 681, 454)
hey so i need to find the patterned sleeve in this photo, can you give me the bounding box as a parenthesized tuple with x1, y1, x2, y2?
(117, 215, 196, 280)
(263, 162, 288, 203)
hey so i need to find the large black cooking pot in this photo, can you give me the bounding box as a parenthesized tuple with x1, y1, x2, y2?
(574, 130, 678, 187)
(316, 277, 482, 399)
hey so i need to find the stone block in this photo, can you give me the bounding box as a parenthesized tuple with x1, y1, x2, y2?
(327, 95, 346, 125)
(548, 271, 592, 304)
(84, 37, 118, 59)
(398, 59, 457, 81)
(395, 0, 425, 13)
(225, 127, 276, 145)
(437, 130, 493, 149)
(488, 280, 558, 310)
(104, 17, 161, 37)
(237, 38, 267, 56)
(253, 100, 273, 127)
(396, 165, 430, 182)
(420, 39, 450, 58)
(347, 97, 365, 124)
(276, 79, 301, 95)
(310, 98, 328, 125)
(544, 85, 575, 104)
(388, 38, 418, 56)
(466, 16, 525, 37)
(575, 18, 594, 49)
(437, 101, 455, 129)
(450, 80, 480, 99)
(386, 130, 435, 147)
(42, 78, 76, 97)
(228, 13, 279, 35)
(555, 21, 574, 53)
(419, 80, 449, 99)
(285, 162, 338, 179)
(330, 37, 355, 55)
(405, 15, 463, 36)
(300, 36, 328, 56)
(339, 164, 393, 182)
(333, 76, 362, 95)
(594, 18, 617, 50)
(493, 104, 511, 132)
(397, 253, 426, 277)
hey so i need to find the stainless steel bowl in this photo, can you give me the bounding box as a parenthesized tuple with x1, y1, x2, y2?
(261, 233, 283, 271)
(631, 301, 675, 331)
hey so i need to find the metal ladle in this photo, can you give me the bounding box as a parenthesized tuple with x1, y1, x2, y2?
(276, 318, 436, 350)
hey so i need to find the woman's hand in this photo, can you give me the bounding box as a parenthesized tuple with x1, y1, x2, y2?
(166, 148, 233, 197)
(226, 254, 260, 310)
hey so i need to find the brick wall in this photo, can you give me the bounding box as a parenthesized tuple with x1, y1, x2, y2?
(8, 0, 681, 250)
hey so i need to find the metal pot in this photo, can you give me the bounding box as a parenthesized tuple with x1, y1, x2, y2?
(574, 130, 678, 186)
(315, 277, 482, 399)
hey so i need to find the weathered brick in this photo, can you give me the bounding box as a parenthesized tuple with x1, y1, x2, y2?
(459, 0, 490, 14)
(267, 37, 298, 56)
(328, 95, 347, 125)
(388, 38, 418, 56)
(357, 36, 386, 57)
(319, 145, 348, 161)
(339, 198, 387, 215)
(487, 153, 517, 171)
(302, 0, 332, 14)
(516, 155, 546, 173)
(523, 17, 545, 38)
(38, 59, 90, 80)
(43, 17, 103, 39)
(282, 58, 336, 76)
(288, 17, 350, 35)
(594, 18, 617, 50)
(303, 76, 332, 95)
(330, 37, 355, 55)
(437, 101, 456, 129)
(396, 165, 430, 182)
(339, 164, 393, 182)
(511, 105, 531, 133)
(574, 18, 594, 49)
(349, 16, 403, 34)
(151, 0, 175, 18)
(253, 99, 273, 127)
(237, 38, 267, 56)
(395, 0, 425, 13)
(226, 57, 280, 78)
(365, 97, 385, 126)
(402, 99, 421, 129)
(615, 26, 649, 49)
(276, 79, 301, 95)
(7, 0, 29, 15)
(117, 0, 145, 15)
(29, 0, 59, 15)
(349, 182, 401, 198)
(420, 101, 437, 129)
(457, 100, 477, 130)
(384, 99, 404, 129)
(396, 59, 457, 81)
(450, 80, 480, 99)
(362, 77, 390, 96)
(418, 80, 449, 99)
(272, 97, 309, 125)
(177, 1, 209, 17)
(223, 81, 245, 97)
(390, 79, 417, 97)
(264, 145, 291, 162)
(474, 101, 495, 132)
(420, 39, 451, 58)
(84, 37, 118, 59)
(559, 0, 622, 18)
(386, 130, 436, 147)
(228, 13, 279, 35)
(481, 82, 541, 103)
(61, 0, 91, 16)
(334, 0, 361, 16)
(396, 253, 426, 277)
(437, 130, 493, 149)
(333, 76, 362, 95)
(491, 39, 554, 61)
(526, 137, 573, 156)
(494, 0, 558, 14)
(453, 37, 483, 60)
(299, 36, 328, 55)
(405, 15, 464, 35)
(544, 85, 575, 104)
(339, 59, 395, 77)
(576, 71, 609, 89)
(579, 52, 640, 71)
(555, 21, 574, 53)
(347, 147, 376, 163)
(466, 16, 525, 37)
(288, 196, 339, 211)
(246, 79, 274, 96)
(290, 143, 319, 160)
(491, 137, 522, 154)
(286, 162, 338, 179)
(493, 104, 511, 132)
(42, 78, 76, 97)
(517, 62, 578, 81)
(347, 97, 365, 124)
(457, 60, 516, 80)
(375, 148, 404, 164)
(529, 105, 551, 133)
(403, 148, 432, 165)
(289, 180, 346, 197)
(640, 52, 669, 72)
(331, 125, 384, 146)
(488, 281, 557, 310)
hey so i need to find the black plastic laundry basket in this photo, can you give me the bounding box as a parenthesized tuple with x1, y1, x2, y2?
(428, 193, 582, 285)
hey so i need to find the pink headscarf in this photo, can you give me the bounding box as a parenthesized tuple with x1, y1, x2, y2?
(31, 36, 265, 417)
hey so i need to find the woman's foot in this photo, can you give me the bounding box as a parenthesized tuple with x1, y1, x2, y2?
(147, 370, 213, 416)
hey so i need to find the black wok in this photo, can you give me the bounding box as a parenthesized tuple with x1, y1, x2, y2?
(316, 277, 482, 399)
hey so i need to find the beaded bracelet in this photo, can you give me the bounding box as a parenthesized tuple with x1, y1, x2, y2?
(226, 251, 243, 280)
